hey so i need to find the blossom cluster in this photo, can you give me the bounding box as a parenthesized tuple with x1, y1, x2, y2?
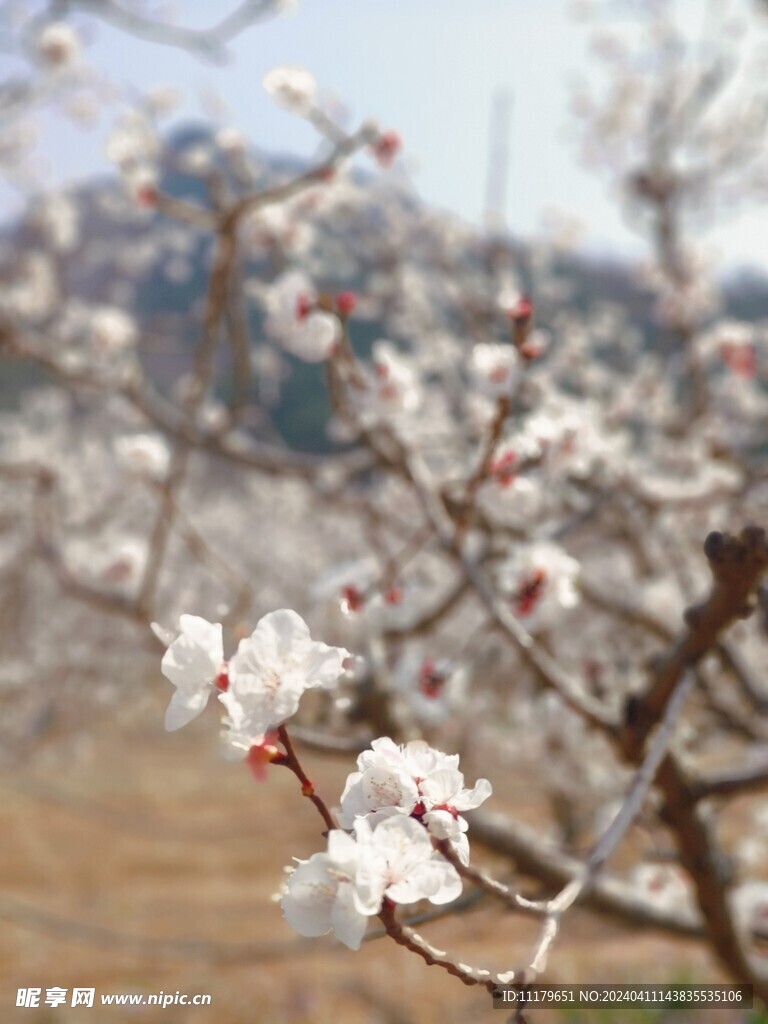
(281, 737, 491, 948)
(157, 614, 491, 950)
(282, 815, 461, 949)
(157, 610, 349, 750)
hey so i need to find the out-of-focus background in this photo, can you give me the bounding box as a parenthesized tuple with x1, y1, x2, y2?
(2, 0, 768, 1021)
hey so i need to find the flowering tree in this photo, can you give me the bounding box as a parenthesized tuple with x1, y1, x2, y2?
(2, 0, 768, 1014)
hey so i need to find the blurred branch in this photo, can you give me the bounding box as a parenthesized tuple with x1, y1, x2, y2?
(691, 761, 768, 801)
(469, 809, 704, 939)
(526, 670, 697, 977)
(0, 333, 373, 483)
(619, 528, 768, 999)
(61, 0, 284, 61)
(622, 528, 768, 757)
(402, 447, 618, 732)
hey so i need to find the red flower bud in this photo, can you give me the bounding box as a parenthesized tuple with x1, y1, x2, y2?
(372, 130, 402, 167)
(246, 732, 281, 780)
(215, 665, 230, 692)
(490, 451, 517, 487)
(508, 295, 533, 322)
(135, 185, 158, 208)
(335, 291, 357, 316)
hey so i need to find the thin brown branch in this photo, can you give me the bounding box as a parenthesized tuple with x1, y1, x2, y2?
(454, 396, 510, 547)
(691, 761, 768, 801)
(377, 899, 504, 991)
(435, 839, 546, 917)
(277, 726, 337, 833)
(404, 448, 617, 732)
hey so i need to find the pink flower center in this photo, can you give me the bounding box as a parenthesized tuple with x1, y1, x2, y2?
(432, 802, 460, 820)
(515, 568, 547, 617)
(341, 585, 365, 613)
(720, 342, 756, 379)
(418, 658, 447, 699)
(135, 185, 158, 208)
(490, 451, 517, 487)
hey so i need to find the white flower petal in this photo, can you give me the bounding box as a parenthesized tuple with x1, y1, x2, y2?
(452, 777, 493, 811)
(330, 884, 370, 950)
(223, 610, 348, 753)
(281, 854, 336, 938)
(164, 687, 210, 731)
(161, 616, 222, 691)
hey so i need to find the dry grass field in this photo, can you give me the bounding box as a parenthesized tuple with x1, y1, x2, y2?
(0, 689, 754, 1024)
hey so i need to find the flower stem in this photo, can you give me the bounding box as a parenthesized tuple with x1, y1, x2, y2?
(276, 725, 337, 833)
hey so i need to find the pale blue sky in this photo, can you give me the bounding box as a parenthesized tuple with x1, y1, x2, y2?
(22, 0, 768, 269)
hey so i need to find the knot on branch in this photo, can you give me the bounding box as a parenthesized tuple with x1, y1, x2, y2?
(628, 168, 679, 203)
(703, 527, 768, 581)
(621, 525, 768, 762)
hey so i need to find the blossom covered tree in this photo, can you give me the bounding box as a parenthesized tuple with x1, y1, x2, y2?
(1, 0, 768, 1016)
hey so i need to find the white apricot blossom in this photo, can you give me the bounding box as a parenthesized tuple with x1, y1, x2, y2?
(281, 815, 461, 949)
(420, 770, 493, 860)
(354, 813, 462, 907)
(281, 829, 380, 950)
(469, 343, 520, 399)
(288, 311, 340, 362)
(731, 881, 768, 942)
(0, 253, 58, 321)
(478, 434, 545, 527)
(263, 269, 340, 362)
(263, 65, 317, 115)
(697, 319, 757, 379)
(353, 342, 422, 428)
(496, 541, 580, 633)
(337, 738, 491, 863)
(220, 610, 349, 754)
(88, 306, 138, 353)
(524, 394, 625, 479)
(629, 863, 694, 915)
(36, 22, 80, 68)
(392, 653, 469, 727)
(115, 432, 171, 481)
(160, 615, 224, 731)
(106, 111, 161, 171)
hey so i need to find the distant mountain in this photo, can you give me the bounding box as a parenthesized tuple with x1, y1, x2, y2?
(3, 122, 768, 450)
